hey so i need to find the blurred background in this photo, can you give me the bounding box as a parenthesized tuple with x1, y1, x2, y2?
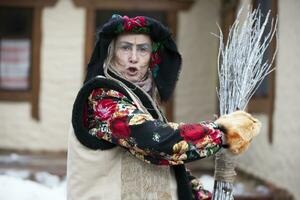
(0, 0, 299, 199)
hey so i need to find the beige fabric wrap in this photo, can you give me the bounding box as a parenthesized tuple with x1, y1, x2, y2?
(67, 126, 178, 200)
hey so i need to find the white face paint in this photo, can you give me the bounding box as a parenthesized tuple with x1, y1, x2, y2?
(112, 33, 152, 83)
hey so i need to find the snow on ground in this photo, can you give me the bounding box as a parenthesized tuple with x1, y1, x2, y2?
(199, 175, 215, 192)
(198, 174, 270, 196)
(0, 169, 269, 199)
(0, 170, 66, 200)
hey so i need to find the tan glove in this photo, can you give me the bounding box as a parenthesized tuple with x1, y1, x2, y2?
(215, 110, 261, 155)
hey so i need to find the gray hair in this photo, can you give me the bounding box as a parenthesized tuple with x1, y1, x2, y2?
(103, 40, 115, 71)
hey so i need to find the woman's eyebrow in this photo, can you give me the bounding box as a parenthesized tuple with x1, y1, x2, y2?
(137, 43, 151, 48)
(118, 41, 151, 46)
(118, 41, 133, 46)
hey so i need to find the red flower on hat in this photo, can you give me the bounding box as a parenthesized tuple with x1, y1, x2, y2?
(110, 116, 131, 139)
(150, 51, 161, 70)
(123, 16, 146, 31)
(94, 99, 117, 121)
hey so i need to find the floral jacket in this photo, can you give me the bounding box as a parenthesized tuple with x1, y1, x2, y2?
(84, 87, 223, 199)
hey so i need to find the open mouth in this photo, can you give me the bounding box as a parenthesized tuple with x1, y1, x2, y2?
(127, 67, 138, 75)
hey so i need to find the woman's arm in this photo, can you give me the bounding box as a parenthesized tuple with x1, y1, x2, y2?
(86, 88, 223, 165)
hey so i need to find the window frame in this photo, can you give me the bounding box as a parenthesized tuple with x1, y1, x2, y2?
(0, 0, 57, 120)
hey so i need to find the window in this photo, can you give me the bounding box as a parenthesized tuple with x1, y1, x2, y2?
(0, 7, 33, 91)
(0, 38, 31, 90)
(73, 0, 194, 121)
(0, 0, 57, 120)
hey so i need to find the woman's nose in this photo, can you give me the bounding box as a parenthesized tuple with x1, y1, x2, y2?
(129, 48, 138, 63)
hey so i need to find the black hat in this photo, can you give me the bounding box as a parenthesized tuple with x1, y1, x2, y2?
(85, 15, 182, 101)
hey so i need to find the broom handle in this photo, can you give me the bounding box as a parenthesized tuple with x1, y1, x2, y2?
(212, 150, 237, 200)
(212, 181, 234, 200)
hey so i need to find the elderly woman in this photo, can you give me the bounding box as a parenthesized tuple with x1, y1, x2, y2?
(67, 15, 260, 200)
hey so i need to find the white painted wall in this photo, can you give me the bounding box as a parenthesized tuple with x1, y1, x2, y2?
(176, 0, 220, 122)
(238, 1, 300, 198)
(0, 0, 85, 151)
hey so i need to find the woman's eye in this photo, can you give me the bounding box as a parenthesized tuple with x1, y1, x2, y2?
(138, 47, 151, 54)
(140, 47, 148, 52)
(121, 46, 131, 51)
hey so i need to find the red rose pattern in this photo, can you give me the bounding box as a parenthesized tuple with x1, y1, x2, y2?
(158, 159, 169, 166)
(109, 116, 131, 139)
(195, 190, 212, 200)
(91, 88, 104, 99)
(94, 99, 117, 121)
(96, 130, 104, 138)
(88, 88, 222, 169)
(123, 16, 146, 31)
(149, 51, 161, 70)
(179, 124, 209, 141)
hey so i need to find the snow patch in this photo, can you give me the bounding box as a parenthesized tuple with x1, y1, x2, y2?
(0, 170, 66, 200)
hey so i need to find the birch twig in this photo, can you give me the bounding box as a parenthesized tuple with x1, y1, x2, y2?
(212, 5, 277, 200)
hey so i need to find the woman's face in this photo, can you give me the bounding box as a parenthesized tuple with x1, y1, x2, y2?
(112, 33, 152, 83)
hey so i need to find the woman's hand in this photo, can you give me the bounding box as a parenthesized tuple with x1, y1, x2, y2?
(215, 111, 261, 155)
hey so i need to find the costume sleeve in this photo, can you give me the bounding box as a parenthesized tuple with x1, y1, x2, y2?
(186, 170, 212, 200)
(87, 88, 223, 165)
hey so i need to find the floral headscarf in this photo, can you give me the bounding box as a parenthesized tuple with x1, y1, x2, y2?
(85, 15, 182, 102)
(113, 14, 162, 78)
